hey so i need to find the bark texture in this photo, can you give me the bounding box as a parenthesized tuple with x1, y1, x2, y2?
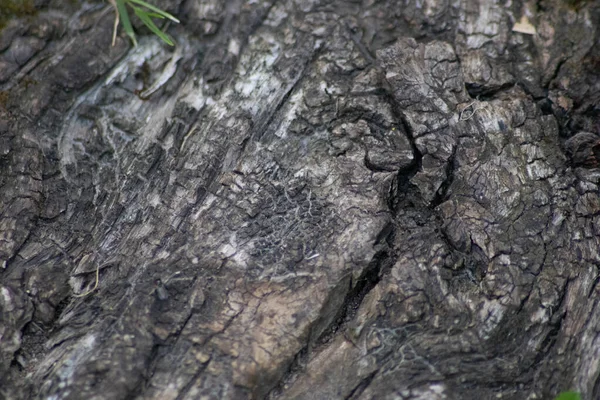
(1, 0, 600, 399)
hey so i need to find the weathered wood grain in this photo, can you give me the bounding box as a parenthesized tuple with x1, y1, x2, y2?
(1, 1, 600, 399)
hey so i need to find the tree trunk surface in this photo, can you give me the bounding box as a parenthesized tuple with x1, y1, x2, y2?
(1, 0, 600, 399)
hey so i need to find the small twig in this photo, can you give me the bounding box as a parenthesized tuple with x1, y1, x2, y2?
(459, 97, 484, 121)
(109, 0, 119, 47)
(73, 263, 100, 298)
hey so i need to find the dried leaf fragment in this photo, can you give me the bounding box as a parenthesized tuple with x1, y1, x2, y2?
(513, 15, 536, 35)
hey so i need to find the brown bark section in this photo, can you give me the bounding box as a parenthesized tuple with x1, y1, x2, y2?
(1, 0, 600, 399)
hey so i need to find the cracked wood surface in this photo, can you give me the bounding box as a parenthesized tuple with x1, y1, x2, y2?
(1, 0, 600, 399)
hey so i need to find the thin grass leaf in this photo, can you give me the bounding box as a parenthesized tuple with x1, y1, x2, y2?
(133, 6, 175, 46)
(144, 12, 166, 19)
(127, 0, 180, 23)
(116, 0, 137, 45)
(555, 392, 581, 400)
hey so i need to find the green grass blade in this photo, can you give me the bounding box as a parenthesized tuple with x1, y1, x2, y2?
(127, 0, 179, 23)
(116, 0, 137, 45)
(144, 12, 166, 19)
(133, 6, 175, 46)
(555, 392, 581, 400)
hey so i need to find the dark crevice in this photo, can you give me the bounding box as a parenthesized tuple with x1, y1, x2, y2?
(437, 230, 488, 286)
(344, 21, 376, 65)
(132, 278, 202, 399)
(314, 250, 390, 347)
(516, 81, 548, 102)
(587, 268, 600, 298)
(363, 154, 399, 173)
(52, 295, 72, 325)
(389, 164, 422, 214)
(123, 343, 162, 400)
(374, 63, 427, 214)
(266, 249, 394, 399)
(253, 64, 314, 144)
(516, 80, 575, 138)
(465, 81, 516, 100)
(251, 44, 323, 144)
(538, 97, 554, 116)
(530, 319, 562, 372)
(545, 58, 567, 89)
(429, 143, 457, 208)
(530, 280, 570, 368)
(174, 356, 210, 400)
(144, 145, 165, 178)
(9, 354, 25, 372)
(387, 120, 423, 213)
(345, 369, 378, 400)
(374, 221, 394, 247)
(265, 346, 309, 399)
(516, 288, 533, 314)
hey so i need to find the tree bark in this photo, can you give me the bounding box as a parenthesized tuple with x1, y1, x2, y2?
(1, 0, 600, 399)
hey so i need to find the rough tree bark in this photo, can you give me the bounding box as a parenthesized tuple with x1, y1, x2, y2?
(1, 0, 600, 399)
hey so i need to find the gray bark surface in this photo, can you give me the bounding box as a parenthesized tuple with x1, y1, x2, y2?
(1, 0, 600, 399)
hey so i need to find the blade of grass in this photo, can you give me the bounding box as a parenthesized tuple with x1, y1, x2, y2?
(144, 12, 166, 19)
(133, 6, 175, 46)
(127, 0, 179, 23)
(555, 392, 581, 400)
(116, 0, 137, 45)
